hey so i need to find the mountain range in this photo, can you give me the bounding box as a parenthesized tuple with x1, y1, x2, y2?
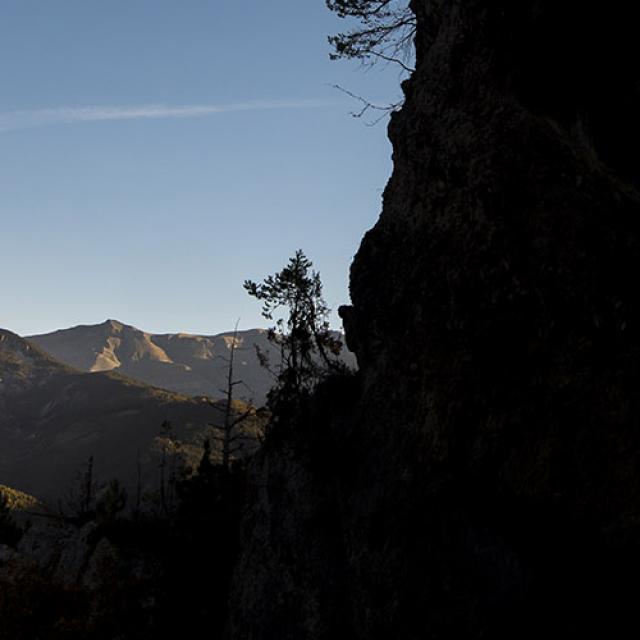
(29, 319, 356, 406)
(0, 320, 353, 502)
(0, 328, 260, 503)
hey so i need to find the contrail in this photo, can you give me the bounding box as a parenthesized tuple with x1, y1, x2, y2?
(0, 99, 336, 133)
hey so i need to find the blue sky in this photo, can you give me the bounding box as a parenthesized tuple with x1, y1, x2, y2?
(0, 1, 402, 336)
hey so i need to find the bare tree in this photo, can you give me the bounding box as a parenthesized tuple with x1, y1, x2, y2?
(134, 449, 142, 518)
(58, 456, 97, 525)
(158, 420, 180, 516)
(209, 323, 256, 473)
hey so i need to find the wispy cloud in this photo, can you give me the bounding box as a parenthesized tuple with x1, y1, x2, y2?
(0, 99, 335, 133)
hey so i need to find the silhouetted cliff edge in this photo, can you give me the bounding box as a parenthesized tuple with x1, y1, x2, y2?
(229, 2, 640, 638)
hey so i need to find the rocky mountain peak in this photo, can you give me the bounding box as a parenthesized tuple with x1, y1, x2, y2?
(29, 322, 355, 405)
(103, 318, 125, 331)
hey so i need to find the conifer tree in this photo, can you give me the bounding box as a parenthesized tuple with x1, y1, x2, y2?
(209, 323, 255, 473)
(244, 250, 345, 414)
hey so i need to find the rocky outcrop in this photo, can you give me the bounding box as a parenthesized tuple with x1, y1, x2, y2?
(0, 516, 163, 638)
(229, 2, 640, 638)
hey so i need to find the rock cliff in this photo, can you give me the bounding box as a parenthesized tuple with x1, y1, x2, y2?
(229, 2, 640, 638)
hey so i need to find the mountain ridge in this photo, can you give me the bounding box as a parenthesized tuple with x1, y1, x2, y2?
(28, 320, 355, 405)
(0, 329, 258, 502)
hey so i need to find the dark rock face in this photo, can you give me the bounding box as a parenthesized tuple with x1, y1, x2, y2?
(229, 2, 640, 638)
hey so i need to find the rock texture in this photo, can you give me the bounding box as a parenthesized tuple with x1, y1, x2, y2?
(0, 515, 164, 638)
(229, 2, 640, 638)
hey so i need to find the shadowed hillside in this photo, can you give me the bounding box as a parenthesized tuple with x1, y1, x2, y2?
(0, 329, 259, 502)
